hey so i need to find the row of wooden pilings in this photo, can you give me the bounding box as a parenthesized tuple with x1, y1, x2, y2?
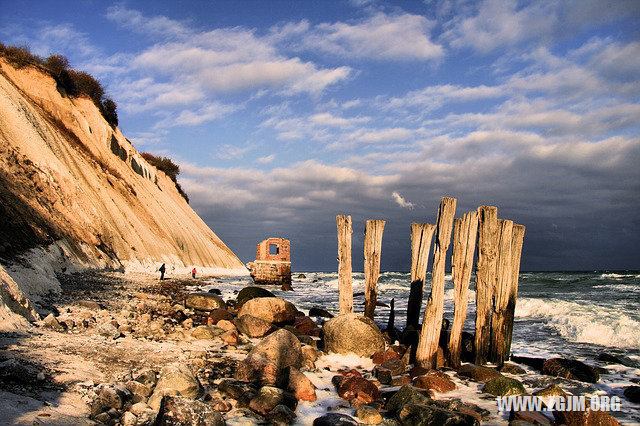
(336, 197, 525, 370)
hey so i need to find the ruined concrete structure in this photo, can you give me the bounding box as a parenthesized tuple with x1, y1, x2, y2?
(247, 238, 292, 285)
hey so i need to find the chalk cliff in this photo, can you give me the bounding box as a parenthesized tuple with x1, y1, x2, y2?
(0, 58, 247, 311)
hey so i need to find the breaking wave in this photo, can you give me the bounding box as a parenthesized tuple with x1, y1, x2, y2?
(515, 298, 640, 349)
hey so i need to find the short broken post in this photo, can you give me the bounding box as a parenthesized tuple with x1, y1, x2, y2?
(446, 211, 479, 368)
(406, 223, 435, 329)
(503, 224, 525, 361)
(489, 219, 514, 367)
(416, 197, 457, 369)
(336, 215, 353, 315)
(474, 206, 499, 365)
(364, 219, 385, 319)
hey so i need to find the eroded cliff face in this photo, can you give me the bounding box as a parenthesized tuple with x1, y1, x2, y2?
(0, 58, 247, 302)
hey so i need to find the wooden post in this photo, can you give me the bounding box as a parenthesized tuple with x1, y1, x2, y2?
(406, 223, 435, 329)
(416, 197, 457, 368)
(503, 224, 525, 361)
(489, 219, 514, 367)
(474, 206, 499, 365)
(336, 215, 353, 315)
(364, 220, 385, 319)
(446, 211, 479, 368)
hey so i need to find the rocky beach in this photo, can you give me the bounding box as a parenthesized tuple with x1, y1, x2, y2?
(2, 271, 637, 425)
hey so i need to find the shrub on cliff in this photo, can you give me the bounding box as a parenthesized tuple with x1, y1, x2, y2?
(0, 43, 119, 128)
(141, 153, 189, 203)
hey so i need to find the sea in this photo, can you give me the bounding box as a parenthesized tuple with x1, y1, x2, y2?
(202, 271, 640, 424)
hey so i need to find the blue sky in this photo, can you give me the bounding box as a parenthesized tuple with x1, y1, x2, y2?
(2, 0, 639, 271)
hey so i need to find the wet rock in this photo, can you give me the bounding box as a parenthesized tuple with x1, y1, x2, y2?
(208, 309, 234, 324)
(209, 399, 232, 412)
(373, 349, 400, 365)
(624, 385, 640, 403)
(509, 409, 552, 425)
(217, 379, 256, 400)
(297, 274, 307, 279)
(237, 286, 275, 306)
(391, 375, 412, 387)
(337, 376, 380, 405)
(409, 365, 430, 379)
(374, 367, 392, 385)
(237, 297, 298, 325)
(185, 293, 226, 311)
(313, 413, 359, 426)
(249, 386, 297, 415)
(553, 405, 620, 426)
(457, 363, 502, 383)
(380, 358, 405, 376)
(597, 353, 638, 368)
(281, 283, 294, 291)
(208, 289, 222, 295)
(482, 376, 526, 396)
(157, 395, 224, 425)
(398, 404, 479, 426)
(42, 313, 66, 331)
(542, 358, 599, 383)
(309, 307, 334, 318)
(236, 314, 274, 338)
(533, 384, 566, 399)
(385, 384, 432, 414)
(412, 370, 457, 393)
(511, 356, 545, 371)
(98, 321, 122, 339)
(293, 315, 321, 336)
(323, 313, 385, 357)
(355, 405, 383, 424)
(284, 366, 317, 401)
(499, 363, 526, 375)
(267, 404, 297, 426)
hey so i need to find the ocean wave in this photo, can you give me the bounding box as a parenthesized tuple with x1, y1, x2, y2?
(600, 273, 640, 279)
(515, 298, 640, 349)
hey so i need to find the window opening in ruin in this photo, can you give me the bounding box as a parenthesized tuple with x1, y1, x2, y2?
(269, 244, 279, 255)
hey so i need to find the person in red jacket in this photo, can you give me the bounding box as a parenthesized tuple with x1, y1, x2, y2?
(191, 267, 197, 279)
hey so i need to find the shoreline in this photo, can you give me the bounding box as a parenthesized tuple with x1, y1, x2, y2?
(1, 271, 637, 425)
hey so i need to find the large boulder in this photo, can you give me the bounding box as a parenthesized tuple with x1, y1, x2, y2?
(157, 395, 224, 426)
(322, 313, 385, 357)
(385, 384, 432, 414)
(149, 364, 201, 410)
(542, 358, 599, 383)
(398, 404, 479, 426)
(237, 286, 275, 306)
(249, 386, 297, 416)
(457, 364, 502, 383)
(413, 370, 457, 393)
(185, 293, 226, 311)
(250, 328, 303, 369)
(236, 315, 275, 338)
(482, 376, 526, 396)
(238, 297, 297, 325)
(313, 413, 359, 426)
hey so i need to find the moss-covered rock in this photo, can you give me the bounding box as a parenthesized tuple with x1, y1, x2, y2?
(482, 376, 526, 396)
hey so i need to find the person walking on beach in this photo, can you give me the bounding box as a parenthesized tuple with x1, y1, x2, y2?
(192, 267, 197, 279)
(159, 263, 166, 280)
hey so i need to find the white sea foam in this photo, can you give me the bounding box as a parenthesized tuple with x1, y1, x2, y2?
(515, 298, 640, 349)
(600, 273, 639, 279)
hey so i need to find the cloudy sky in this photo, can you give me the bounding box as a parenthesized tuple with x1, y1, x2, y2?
(2, 0, 639, 271)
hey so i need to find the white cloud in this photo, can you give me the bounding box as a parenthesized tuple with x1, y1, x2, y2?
(301, 13, 443, 61)
(256, 155, 275, 164)
(106, 5, 191, 38)
(213, 144, 252, 161)
(392, 191, 414, 209)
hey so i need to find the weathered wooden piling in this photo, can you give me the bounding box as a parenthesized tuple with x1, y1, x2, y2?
(416, 197, 457, 369)
(474, 206, 499, 365)
(489, 219, 514, 367)
(336, 215, 353, 315)
(446, 211, 479, 368)
(364, 219, 385, 319)
(406, 223, 435, 329)
(503, 224, 525, 361)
